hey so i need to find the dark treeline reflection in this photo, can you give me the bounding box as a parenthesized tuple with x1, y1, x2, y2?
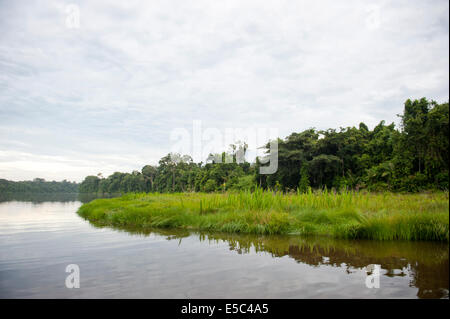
(77, 193, 122, 203)
(0, 193, 121, 204)
(94, 225, 449, 299)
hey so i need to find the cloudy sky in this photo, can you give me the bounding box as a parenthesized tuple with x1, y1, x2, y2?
(0, 0, 448, 182)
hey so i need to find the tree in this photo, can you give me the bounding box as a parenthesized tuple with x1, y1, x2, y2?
(76, 97, 448, 194)
(298, 164, 310, 193)
(142, 165, 157, 191)
(79, 176, 100, 193)
(400, 98, 430, 174)
(309, 155, 342, 188)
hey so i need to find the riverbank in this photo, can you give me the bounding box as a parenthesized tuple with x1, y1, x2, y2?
(77, 190, 449, 241)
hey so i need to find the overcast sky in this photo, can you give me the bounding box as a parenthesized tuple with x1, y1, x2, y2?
(0, 0, 448, 182)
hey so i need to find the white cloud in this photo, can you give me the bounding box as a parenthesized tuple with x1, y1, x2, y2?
(0, 0, 448, 181)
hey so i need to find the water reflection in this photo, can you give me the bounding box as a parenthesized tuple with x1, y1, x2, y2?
(0, 193, 120, 204)
(101, 226, 449, 299)
(1, 197, 448, 299)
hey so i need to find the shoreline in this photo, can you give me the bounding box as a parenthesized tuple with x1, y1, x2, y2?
(77, 190, 449, 242)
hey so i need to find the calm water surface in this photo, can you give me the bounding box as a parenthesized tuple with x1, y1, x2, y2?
(0, 195, 448, 298)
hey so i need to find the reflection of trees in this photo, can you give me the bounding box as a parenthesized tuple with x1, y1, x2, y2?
(0, 192, 79, 203)
(85, 223, 449, 299)
(0, 193, 122, 204)
(410, 260, 449, 299)
(203, 233, 448, 299)
(285, 243, 448, 298)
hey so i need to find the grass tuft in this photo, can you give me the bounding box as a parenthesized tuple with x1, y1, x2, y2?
(77, 190, 449, 241)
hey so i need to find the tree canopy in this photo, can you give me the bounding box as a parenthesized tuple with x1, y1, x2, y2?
(0, 178, 79, 193)
(79, 98, 448, 193)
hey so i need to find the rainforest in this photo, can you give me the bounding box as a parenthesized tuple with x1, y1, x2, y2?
(77, 98, 449, 242)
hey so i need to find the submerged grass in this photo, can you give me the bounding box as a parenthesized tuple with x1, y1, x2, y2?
(77, 189, 449, 241)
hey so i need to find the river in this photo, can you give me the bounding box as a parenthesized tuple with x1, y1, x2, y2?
(0, 194, 448, 298)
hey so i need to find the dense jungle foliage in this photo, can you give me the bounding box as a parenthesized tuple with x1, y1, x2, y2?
(79, 98, 448, 193)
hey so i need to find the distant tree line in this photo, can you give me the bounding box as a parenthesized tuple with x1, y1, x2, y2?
(0, 178, 79, 193)
(80, 98, 449, 193)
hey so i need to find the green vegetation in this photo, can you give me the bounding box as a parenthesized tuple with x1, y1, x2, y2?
(78, 190, 449, 242)
(0, 178, 79, 193)
(78, 98, 449, 242)
(80, 98, 449, 194)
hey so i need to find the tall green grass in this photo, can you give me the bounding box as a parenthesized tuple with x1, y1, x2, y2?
(77, 189, 449, 241)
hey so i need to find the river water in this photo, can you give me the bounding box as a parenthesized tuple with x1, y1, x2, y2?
(0, 194, 448, 298)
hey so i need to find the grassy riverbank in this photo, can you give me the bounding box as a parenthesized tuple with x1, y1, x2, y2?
(77, 190, 449, 241)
